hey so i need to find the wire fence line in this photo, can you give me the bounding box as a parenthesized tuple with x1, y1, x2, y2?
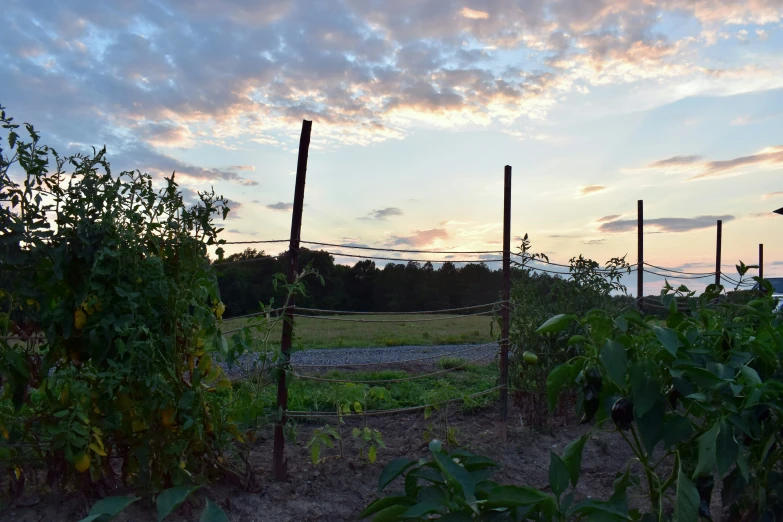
(285, 385, 504, 419)
(289, 310, 496, 323)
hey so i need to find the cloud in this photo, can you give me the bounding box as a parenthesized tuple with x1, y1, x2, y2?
(763, 192, 783, 200)
(599, 215, 735, 233)
(227, 165, 255, 171)
(359, 207, 404, 221)
(579, 185, 607, 196)
(266, 202, 293, 211)
(583, 239, 606, 245)
(649, 155, 703, 168)
(597, 214, 621, 222)
(388, 228, 449, 247)
(460, 7, 489, 20)
(628, 147, 783, 180)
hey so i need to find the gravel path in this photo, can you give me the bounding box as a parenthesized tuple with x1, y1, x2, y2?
(219, 342, 500, 380)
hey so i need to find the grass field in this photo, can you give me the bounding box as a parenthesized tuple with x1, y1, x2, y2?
(221, 313, 496, 350)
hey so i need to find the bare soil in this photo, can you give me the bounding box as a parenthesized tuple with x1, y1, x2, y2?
(2, 403, 665, 522)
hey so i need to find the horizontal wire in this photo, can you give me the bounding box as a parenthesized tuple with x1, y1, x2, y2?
(285, 385, 503, 418)
(223, 239, 290, 245)
(293, 350, 498, 384)
(290, 309, 496, 323)
(643, 262, 715, 275)
(292, 340, 506, 368)
(643, 269, 715, 279)
(299, 240, 502, 255)
(517, 255, 638, 273)
(292, 301, 506, 315)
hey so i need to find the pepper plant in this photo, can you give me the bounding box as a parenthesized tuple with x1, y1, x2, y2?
(540, 272, 783, 519)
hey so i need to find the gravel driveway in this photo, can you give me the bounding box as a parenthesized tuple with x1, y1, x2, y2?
(220, 342, 500, 380)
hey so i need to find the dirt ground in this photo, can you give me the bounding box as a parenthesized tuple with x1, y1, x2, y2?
(2, 404, 725, 521)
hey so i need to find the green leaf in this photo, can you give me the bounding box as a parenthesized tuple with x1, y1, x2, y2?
(561, 434, 588, 488)
(371, 504, 410, 522)
(567, 335, 587, 346)
(431, 451, 477, 505)
(693, 421, 720, 479)
(636, 401, 665, 455)
(369, 445, 377, 463)
(200, 499, 229, 522)
(484, 485, 555, 509)
(740, 365, 761, 385)
(377, 458, 417, 492)
(549, 452, 570, 500)
(77, 496, 140, 522)
(462, 455, 499, 472)
(600, 340, 627, 387)
(546, 364, 573, 412)
(630, 361, 658, 418)
(401, 501, 442, 518)
(653, 326, 681, 356)
(674, 464, 700, 522)
(536, 314, 578, 334)
(717, 420, 738, 477)
(358, 496, 412, 520)
(663, 415, 694, 448)
(157, 486, 198, 522)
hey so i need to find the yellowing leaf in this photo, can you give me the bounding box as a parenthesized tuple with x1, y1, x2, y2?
(0, 425, 8, 440)
(89, 443, 107, 457)
(75, 453, 90, 473)
(369, 445, 377, 463)
(179, 460, 186, 469)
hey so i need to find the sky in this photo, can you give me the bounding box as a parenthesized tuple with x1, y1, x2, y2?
(2, 0, 783, 295)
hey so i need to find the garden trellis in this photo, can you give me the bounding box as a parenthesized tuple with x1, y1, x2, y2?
(205, 119, 770, 481)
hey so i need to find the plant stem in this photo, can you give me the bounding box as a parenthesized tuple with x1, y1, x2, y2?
(629, 425, 660, 513)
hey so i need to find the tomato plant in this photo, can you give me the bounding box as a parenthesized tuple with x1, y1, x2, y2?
(0, 106, 240, 497)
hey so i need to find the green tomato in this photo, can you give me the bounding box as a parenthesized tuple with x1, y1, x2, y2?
(522, 351, 539, 365)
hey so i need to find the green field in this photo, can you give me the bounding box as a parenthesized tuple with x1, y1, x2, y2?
(221, 313, 496, 350)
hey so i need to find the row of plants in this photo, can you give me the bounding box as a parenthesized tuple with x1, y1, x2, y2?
(364, 261, 783, 519)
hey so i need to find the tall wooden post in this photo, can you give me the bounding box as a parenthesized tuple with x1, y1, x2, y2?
(637, 200, 643, 310)
(715, 220, 722, 287)
(273, 120, 312, 480)
(500, 166, 511, 424)
(759, 244, 764, 282)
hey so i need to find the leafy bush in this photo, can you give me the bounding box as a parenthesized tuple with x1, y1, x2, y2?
(0, 106, 238, 497)
(508, 234, 632, 427)
(540, 273, 783, 519)
(360, 438, 634, 520)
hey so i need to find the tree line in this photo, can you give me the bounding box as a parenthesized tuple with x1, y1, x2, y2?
(213, 248, 506, 317)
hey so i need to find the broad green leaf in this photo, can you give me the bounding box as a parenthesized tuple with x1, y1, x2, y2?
(693, 422, 719, 479)
(717, 420, 738, 476)
(636, 401, 665, 455)
(549, 452, 570, 500)
(674, 464, 700, 522)
(740, 365, 761, 385)
(484, 485, 555, 509)
(157, 486, 198, 522)
(462, 455, 499, 471)
(200, 499, 229, 522)
(432, 451, 477, 506)
(630, 361, 658, 418)
(77, 496, 141, 522)
(536, 314, 578, 334)
(567, 498, 630, 518)
(653, 326, 681, 356)
(371, 504, 410, 522)
(357, 496, 413, 519)
(561, 434, 588, 488)
(546, 364, 573, 412)
(600, 340, 627, 387)
(663, 415, 693, 448)
(401, 501, 442, 518)
(567, 335, 587, 346)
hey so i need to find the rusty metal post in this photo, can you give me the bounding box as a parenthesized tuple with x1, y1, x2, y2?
(715, 220, 722, 287)
(273, 119, 312, 480)
(500, 166, 511, 424)
(637, 200, 643, 310)
(760, 243, 764, 282)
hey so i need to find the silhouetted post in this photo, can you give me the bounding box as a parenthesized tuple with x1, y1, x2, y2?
(637, 200, 643, 310)
(500, 166, 511, 425)
(273, 120, 312, 480)
(759, 244, 764, 282)
(715, 220, 722, 287)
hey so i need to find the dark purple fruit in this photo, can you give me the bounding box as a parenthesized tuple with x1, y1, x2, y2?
(580, 385, 599, 424)
(667, 386, 681, 410)
(695, 475, 714, 520)
(611, 398, 634, 430)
